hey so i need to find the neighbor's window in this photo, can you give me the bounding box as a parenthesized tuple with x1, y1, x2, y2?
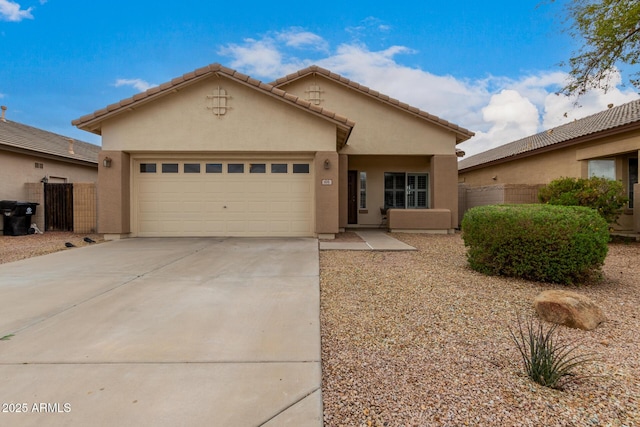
(140, 163, 157, 173)
(293, 164, 310, 174)
(184, 163, 201, 173)
(250, 163, 266, 173)
(162, 163, 179, 173)
(629, 158, 638, 208)
(206, 163, 222, 173)
(359, 172, 367, 209)
(271, 164, 288, 173)
(384, 172, 429, 209)
(228, 163, 244, 173)
(588, 159, 616, 180)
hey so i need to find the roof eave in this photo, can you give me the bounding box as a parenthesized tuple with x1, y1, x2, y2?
(273, 67, 475, 143)
(459, 120, 640, 172)
(73, 72, 217, 133)
(0, 143, 98, 167)
(73, 65, 356, 141)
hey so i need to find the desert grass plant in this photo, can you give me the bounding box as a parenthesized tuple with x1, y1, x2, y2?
(509, 316, 595, 389)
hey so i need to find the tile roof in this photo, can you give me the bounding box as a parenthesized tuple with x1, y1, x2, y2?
(271, 65, 476, 143)
(458, 98, 640, 171)
(72, 63, 356, 140)
(0, 118, 100, 164)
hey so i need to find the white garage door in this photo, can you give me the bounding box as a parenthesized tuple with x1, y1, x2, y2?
(133, 158, 314, 237)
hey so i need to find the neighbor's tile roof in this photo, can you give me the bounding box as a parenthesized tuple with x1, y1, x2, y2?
(271, 65, 476, 143)
(459, 98, 640, 171)
(0, 118, 100, 164)
(72, 63, 356, 136)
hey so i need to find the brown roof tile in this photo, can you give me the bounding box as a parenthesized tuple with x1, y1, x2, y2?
(0, 119, 100, 164)
(271, 65, 474, 143)
(458, 99, 640, 171)
(72, 63, 356, 136)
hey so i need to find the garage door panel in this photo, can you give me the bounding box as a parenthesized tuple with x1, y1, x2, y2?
(290, 201, 311, 213)
(269, 201, 291, 213)
(135, 159, 314, 237)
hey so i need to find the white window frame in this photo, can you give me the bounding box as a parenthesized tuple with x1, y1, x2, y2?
(359, 172, 367, 209)
(384, 172, 429, 209)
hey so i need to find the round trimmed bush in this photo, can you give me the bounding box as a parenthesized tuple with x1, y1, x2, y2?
(461, 204, 609, 284)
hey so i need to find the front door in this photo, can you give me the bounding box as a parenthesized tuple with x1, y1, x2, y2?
(348, 170, 358, 224)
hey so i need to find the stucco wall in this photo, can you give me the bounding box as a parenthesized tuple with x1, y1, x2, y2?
(459, 129, 640, 187)
(100, 76, 337, 153)
(388, 208, 452, 233)
(431, 155, 458, 228)
(314, 151, 340, 235)
(347, 155, 431, 226)
(278, 77, 458, 156)
(1, 150, 97, 232)
(0, 150, 97, 201)
(459, 147, 583, 187)
(97, 151, 130, 236)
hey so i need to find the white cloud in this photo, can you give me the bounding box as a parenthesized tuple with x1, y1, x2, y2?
(114, 78, 155, 92)
(0, 0, 33, 22)
(218, 37, 302, 78)
(459, 90, 540, 156)
(218, 28, 640, 159)
(277, 28, 329, 52)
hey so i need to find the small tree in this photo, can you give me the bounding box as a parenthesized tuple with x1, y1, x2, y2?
(538, 176, 628, 224)
(555, 0, 640, 96)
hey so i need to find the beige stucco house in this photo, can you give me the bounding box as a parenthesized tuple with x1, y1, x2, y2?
(72, 64, 474, 239)
(0, 107, 100, 233)
(458, 99, 640, 234)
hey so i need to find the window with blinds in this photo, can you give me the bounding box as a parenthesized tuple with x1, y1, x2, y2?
(384, 172, 429, 209)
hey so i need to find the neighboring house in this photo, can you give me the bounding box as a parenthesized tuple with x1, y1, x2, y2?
(0, 106, 100, 233)
(458, 99, 640, 234)
(72, 63, 474, 239)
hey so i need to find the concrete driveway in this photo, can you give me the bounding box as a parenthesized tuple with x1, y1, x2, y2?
(0, 238, 322, 426)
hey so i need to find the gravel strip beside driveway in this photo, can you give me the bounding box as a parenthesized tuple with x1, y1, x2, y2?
(320, 233, 639, 426)
(0, 232, 105, 264)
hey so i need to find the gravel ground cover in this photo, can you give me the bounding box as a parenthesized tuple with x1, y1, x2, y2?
(0, 232, 105, 264)
(320, 233, 639, 427)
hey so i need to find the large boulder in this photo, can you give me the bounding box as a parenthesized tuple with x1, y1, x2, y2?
(534, 290, 606, 331)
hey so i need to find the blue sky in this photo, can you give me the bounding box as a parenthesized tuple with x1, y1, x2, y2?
(2, 0, 639, 157)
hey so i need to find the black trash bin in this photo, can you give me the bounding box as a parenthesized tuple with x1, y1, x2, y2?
(2, 201, 39, 236)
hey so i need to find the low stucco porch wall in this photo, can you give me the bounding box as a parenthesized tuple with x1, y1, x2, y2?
(387, 209, 453, 234)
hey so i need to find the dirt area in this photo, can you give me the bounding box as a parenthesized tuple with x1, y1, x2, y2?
(0, 232, 105, 264)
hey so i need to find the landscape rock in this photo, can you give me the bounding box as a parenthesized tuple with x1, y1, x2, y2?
(534, 290, 606, 330)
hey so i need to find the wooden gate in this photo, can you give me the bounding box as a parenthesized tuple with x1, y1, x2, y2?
(44, 183, 74, 231)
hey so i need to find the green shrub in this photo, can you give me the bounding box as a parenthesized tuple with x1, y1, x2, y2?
(461, 204, 609, 284)
(509, 316, 595, 389)
(538, 176, 628, 224)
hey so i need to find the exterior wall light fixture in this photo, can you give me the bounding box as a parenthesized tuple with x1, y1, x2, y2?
(103, 157, 112, 168)
(324, 159, 330, 170)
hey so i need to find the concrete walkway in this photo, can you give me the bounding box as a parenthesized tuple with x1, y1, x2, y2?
(0, 238, 321, 426)
(319, 230, 416, 251)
